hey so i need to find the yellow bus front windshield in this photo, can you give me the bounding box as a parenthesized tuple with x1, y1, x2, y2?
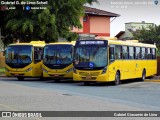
(5, 45, 32, 68)
(43, 44, 72, 69)
(74, 46, 107, 69)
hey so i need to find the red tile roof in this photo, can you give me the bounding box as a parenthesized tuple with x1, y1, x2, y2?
(84, 6, 120, 17)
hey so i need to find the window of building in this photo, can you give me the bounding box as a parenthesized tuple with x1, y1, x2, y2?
(83, 16, 87, 22)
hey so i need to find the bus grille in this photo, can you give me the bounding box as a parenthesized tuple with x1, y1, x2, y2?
(79, 72, 100, 76)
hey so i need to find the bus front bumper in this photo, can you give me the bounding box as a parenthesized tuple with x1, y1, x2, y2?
(73, 73, 109, 82)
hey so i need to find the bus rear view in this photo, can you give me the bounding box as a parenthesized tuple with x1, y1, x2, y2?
(73, 39, 108, 85)
(42, 42, 74, 81)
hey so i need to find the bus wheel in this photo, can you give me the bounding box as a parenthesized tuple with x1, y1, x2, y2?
(17, 77, 24, 81)
(115, 71, 121, 85)
(142, 69, 146, 81)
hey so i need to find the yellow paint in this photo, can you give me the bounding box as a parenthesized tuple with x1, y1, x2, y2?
(73, 39, 157, 82)
(5, 41, 45, 80)
(42, 41, 75, 79)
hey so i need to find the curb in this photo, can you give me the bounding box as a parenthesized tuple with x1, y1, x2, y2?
(144, 79, 160, 82)
(0, 74, 6, 77)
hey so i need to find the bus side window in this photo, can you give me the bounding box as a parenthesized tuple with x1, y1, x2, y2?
(34, 47, 43, 63)
(145, 48, 148, 59)
(122, 46, 129, 59)
(151, 48, 156, 59)
(129, 46, 134, 59)
(109, 45, 115, 63)
(115, 45, 122, 59)
(135, 47, 141, 59)
(147, 48, 151, 59)
(141, 48, 145, 59)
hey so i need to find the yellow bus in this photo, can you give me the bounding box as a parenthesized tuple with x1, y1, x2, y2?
(73, 39, 157, 85)
(5, 41, 45, 80)
(42, 41, 75, 81)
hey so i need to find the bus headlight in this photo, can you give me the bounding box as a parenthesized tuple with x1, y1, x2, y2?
(42, 68, 48, 73)
(73, 67, 77, 74)
(101, 67, 107, 74)
(66, 68, 73, 73)
(26, 67, 33, 72)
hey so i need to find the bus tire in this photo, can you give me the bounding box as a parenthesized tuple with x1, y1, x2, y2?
(17, 77, 24, 81)
(142, 69, 146, 81)
(115, 71, 121, 85)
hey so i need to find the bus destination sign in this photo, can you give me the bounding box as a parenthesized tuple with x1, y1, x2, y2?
(79, 41, 104, 45)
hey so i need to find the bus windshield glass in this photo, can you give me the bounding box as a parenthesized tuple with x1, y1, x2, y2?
(43, 45, 72, 65)
(5, 45, 32, 67)
(74, 46, 107, 69)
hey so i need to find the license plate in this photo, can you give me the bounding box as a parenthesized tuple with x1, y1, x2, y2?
(15, 74, 19, 76)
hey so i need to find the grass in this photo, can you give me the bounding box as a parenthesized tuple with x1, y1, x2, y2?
(0, 68, 5, 75)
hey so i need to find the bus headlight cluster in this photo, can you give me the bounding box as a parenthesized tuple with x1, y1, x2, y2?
(66, 68, 73, 73)
(26, 67, 33, 72)
(101, 67, 107, 74)
(42, 68, 48, 73)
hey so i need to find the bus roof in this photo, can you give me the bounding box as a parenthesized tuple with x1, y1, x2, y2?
(76, 39, 156, 48)
(8, 41, 45, 47)
(48, 41, 75, 46)
(108, 39, 156, 48)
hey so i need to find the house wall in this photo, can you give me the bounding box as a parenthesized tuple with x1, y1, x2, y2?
(71, 15, 110, 37)
(90, 16, 110, 36)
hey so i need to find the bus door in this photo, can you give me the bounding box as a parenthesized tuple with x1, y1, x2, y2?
(108, 45, 123, 81)
(33, 47, 43, 77)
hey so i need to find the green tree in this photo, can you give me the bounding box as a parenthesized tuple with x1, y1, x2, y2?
(133, 25, 160, 55)
(1, 0, 97, 46)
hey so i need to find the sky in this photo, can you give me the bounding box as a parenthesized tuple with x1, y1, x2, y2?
(86, 0, 160, 37)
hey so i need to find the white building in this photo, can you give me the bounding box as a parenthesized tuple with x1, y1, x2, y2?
(115, 21, 154, 40)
